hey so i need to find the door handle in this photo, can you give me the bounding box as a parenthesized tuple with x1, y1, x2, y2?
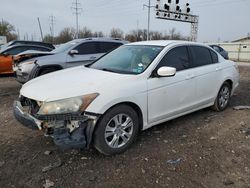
(216, 67, 222, 71)
(90, 56, 97, 60)
(185, 74, 195, 80)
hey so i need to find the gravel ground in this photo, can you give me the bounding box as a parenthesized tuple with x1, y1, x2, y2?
(0, 66, 249, 188)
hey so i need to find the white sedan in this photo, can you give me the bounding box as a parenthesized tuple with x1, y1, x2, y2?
(14, 40, 240, 155)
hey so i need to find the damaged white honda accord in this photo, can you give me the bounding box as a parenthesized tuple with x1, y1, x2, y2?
(14, 40, 240, 155)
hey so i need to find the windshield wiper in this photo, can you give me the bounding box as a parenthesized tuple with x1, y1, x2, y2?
(101, 68, 116, 73)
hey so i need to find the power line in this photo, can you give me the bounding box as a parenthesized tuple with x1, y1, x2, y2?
(143, 0, 155, 40)
(71, 0, 83, 39)
(37, 17, 44, 41)
(49, 15, 55, 41)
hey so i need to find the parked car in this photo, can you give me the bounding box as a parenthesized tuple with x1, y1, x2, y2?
(14, 38, 127, 83)
(209, 45, 229, 60)
(0, 40, 55, 51)
(14, 40, 239, 155)
(0, 44, 53, 75)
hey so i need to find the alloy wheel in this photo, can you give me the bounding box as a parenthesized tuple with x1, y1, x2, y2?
(104, 113, 134, 149)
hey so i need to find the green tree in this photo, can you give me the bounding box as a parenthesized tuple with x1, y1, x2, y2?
(0, 20, 17, 41)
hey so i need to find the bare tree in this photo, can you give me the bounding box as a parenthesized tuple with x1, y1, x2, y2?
(93, 31, 104, 37)
(125, 29, 147, 42)
(78, 27, 93, 38)
(54, 27, 76, 44)
(110, 28, 124, 39)
(43, 34, 54, 44)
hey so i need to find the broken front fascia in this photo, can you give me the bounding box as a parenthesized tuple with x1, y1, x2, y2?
(13, 97, 100, 149)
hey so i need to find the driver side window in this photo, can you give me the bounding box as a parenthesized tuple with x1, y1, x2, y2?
(74, 42, 98, 55)
(157, 46, 190, 71)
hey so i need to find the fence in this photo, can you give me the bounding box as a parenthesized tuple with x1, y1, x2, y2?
(216, 43, 250, 62)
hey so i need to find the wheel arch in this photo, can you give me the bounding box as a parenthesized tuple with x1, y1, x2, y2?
(224, 79, 233, 89)
(38, 64, 63, 75)
(96, 101, 144, 131)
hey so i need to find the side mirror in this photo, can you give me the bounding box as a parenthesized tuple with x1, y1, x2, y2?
(157, 66, 176, 77)
(69, 49, 79, 56)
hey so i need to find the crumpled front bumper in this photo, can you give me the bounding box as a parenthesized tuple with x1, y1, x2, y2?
(13, 100, 42, 130)
(13, 99, 100, 149)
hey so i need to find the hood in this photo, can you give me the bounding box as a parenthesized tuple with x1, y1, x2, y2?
(14, 50, 54, 65)
(21, 66, 135, 102)
(17, 50, 54, 56)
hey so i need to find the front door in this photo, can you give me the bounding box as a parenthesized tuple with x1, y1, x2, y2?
(66, 42, 103, 68)
(147, 46, 196, 124)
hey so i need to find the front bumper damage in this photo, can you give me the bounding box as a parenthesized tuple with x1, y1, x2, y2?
(13, 99, 100, 150)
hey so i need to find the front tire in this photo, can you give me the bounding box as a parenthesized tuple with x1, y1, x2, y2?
(94, 105, 139, 155)
(212, 82, 232, 111)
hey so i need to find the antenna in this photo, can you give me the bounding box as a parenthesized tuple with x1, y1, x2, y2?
(71, 0, 83, 39)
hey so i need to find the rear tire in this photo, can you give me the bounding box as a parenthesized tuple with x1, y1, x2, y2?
(212, 82, 231, 111)
(94, 105, 139, 155)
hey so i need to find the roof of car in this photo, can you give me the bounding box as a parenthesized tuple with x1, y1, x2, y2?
(127, 40, 207, 47)
(8, 40, 55, 48)
(70, 38, 128, 43)
(0, 44, 51, 53)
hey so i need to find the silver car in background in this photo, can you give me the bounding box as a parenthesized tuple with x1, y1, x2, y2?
(14, 38, 127, 83)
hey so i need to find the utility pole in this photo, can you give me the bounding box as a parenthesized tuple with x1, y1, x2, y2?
(49, 15, 55, 42)
(71, 0, 82, 39)
(37, 17, 44, 41)
(143, 0, 154, 41)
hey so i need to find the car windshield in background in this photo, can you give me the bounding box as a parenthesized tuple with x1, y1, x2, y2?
(52, 41, 79, 53)
(0, 41, 13, 52)
(90, 45, 163, 74)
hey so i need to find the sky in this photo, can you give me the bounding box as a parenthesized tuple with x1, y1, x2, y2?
(1, 0, 250, 42)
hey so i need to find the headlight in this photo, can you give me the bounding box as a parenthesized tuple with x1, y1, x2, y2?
(21, 60, 35, 66)
(37, 93, 99, 115)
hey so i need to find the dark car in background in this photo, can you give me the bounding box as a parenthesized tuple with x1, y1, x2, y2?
(14, 38, 128, 83)
(0, 44, 53, 75)
(0, 40, 55, 51)
(209, 45, 229, 60)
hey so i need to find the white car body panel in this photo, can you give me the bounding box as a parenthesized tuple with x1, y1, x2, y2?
(20, 40, 240, 131)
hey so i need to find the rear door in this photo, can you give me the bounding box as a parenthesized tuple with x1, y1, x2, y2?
(189, 45, 222, 106)
(147, 45, 196, 123)
(98, 42, 123, 54)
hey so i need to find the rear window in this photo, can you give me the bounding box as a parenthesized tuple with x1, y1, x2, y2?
(210, 50, 218, 63)
(189, 46, 213, 67)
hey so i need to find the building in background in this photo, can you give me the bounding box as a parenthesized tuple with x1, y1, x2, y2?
(211, 36, 250, 62)
(0, 36, 7, 46)
(232, 36, 250, 43)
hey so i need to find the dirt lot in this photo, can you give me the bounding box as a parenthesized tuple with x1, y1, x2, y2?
(0, 65, 249, 188)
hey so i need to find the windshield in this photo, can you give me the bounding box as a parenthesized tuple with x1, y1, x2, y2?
(52, 41, 79, 53)
(90, 45, 163, 74)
